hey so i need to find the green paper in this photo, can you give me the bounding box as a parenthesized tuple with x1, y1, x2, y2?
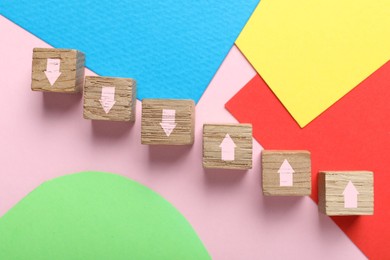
(0, 172, 210, 260)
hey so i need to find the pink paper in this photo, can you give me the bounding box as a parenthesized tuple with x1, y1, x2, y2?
(0, 15, 365, 259)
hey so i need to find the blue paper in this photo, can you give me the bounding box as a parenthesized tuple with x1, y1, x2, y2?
(1, 1, 259, 102)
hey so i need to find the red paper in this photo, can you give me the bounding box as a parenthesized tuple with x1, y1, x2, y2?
(225, 61, 390, 259)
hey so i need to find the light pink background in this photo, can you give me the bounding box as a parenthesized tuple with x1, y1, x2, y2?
(0, 16, 365, 259)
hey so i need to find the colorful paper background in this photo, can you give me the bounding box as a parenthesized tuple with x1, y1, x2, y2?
(226, 61, 390, 259)
(236, 0, 390, 127)
(0, 16, 365, 259)
(0, 172, 210, 259)
(1, 0, 258, 102)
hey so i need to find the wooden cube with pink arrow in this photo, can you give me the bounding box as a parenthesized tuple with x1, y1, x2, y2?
(141, 99, 195, 145)
(261, 150, 311, 196)
(202, 124, 253, 170)
(318, 171, 374, 215)
(31, 48, 85, 93)
(83, 76, 136, 121)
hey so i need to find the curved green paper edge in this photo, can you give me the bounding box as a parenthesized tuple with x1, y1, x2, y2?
(0, 171, 210, 260)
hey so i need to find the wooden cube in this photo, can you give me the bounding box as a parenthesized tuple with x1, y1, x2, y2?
(83, 76, 136, 122)
(31, 48, 85, 93)
(262, 150, 311, 196)
(318, 171, 374, 216)
(141, 99, 195, 145)
(203, 124, 252, 170)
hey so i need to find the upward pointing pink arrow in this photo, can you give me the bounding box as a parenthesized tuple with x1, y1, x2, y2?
(343, 181, 359, 208)
(219, 134, 236, 161)
(278, 159, 294, 186)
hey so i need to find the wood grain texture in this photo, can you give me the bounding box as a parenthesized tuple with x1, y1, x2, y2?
(31, 48, 85, 93)
(318, 171, 374, 216)
(83, 76, 136, 122)
(141, 99, 194, 145)
(203, 124, 252, 170)
(262, 150, 311, 196)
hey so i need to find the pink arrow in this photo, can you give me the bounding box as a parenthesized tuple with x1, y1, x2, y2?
(219, 134, 236, 161)
(160, 109, 177, 137)
(99, 86, 116, 114)
(278, 159, 294, 186)
(343, 181, 359, 208)
(44, 58, 61, 86)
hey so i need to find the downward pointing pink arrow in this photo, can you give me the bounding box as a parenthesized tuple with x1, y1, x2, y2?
(160, 109, 177, 137)
(343, 181, 359, 208)
(44, 58, 61, 86)
(99, 86, 116, 114)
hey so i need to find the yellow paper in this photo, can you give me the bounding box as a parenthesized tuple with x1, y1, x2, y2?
(236, 0, 390, 127)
